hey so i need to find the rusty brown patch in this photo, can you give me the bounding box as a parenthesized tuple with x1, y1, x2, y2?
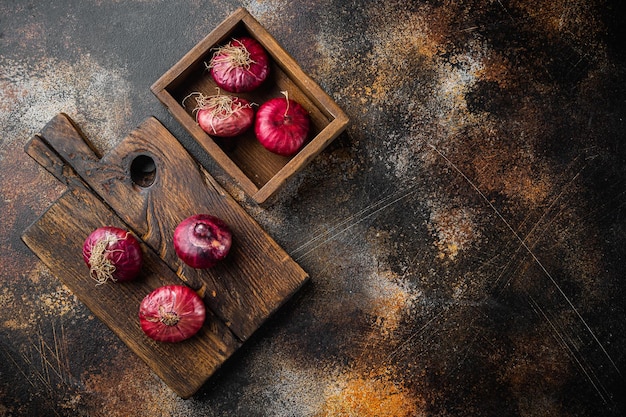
(318, 367, 425, 417)
(428, 205, 481, 261)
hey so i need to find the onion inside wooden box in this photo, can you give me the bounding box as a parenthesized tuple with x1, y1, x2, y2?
(151, 7, 349, 204)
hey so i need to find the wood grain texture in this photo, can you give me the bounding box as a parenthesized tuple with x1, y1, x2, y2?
(21, 113, 309, 397)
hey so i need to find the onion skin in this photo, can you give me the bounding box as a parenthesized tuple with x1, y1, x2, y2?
(255, 96, 310, 156)
(196, 96, 254, 137)
(139, 285, 206, 343)
(174, 214, 232, 269)
(209, 37, 270, 93)
(82, 226, 143, 284)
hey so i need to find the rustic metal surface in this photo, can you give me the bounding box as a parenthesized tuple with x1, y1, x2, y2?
(1, 1, 625, 416)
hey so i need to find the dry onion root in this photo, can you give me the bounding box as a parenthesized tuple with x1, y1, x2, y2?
(82, 226, 143, 285)
(206, 37, 270, 93)
(183, 90, 255, 137)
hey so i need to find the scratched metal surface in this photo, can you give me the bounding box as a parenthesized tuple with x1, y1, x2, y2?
(1, 1, 625, 416)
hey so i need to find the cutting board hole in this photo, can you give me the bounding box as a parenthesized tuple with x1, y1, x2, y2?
(130, 155, 156, 187)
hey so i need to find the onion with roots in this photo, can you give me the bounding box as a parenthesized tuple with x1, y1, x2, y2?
(184, 90, 255, 137)
(207, 37, 270, 93)
(254, 91, 310, 156)
(139, 285, 206, 343)
(82, 226, 143, 285)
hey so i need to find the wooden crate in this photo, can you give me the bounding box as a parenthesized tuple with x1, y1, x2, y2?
(151, 7, 349, 204)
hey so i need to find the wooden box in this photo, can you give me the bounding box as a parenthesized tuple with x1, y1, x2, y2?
(151, 7, 349, 204)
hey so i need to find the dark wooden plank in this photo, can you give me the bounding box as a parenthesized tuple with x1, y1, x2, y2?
(32, 113, 309, 342)
(21, 186, 240, 399)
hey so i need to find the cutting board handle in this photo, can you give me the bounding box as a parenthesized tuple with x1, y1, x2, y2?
(25, 113, 101, 188)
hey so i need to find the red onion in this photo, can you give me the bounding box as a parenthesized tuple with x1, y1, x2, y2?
(139, 285, 206, 343)
(82, 226, 143, 285)
(184, 91, 254, 137)
(255, 91, 310, 156)
(207, 37, 270, 93)
(173, 214, 232, 269)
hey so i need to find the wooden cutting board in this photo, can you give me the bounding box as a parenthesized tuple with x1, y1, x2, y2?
(21, 113, 309, 398)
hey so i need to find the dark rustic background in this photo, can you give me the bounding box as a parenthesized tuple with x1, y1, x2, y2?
(1, 1, 625, 416)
